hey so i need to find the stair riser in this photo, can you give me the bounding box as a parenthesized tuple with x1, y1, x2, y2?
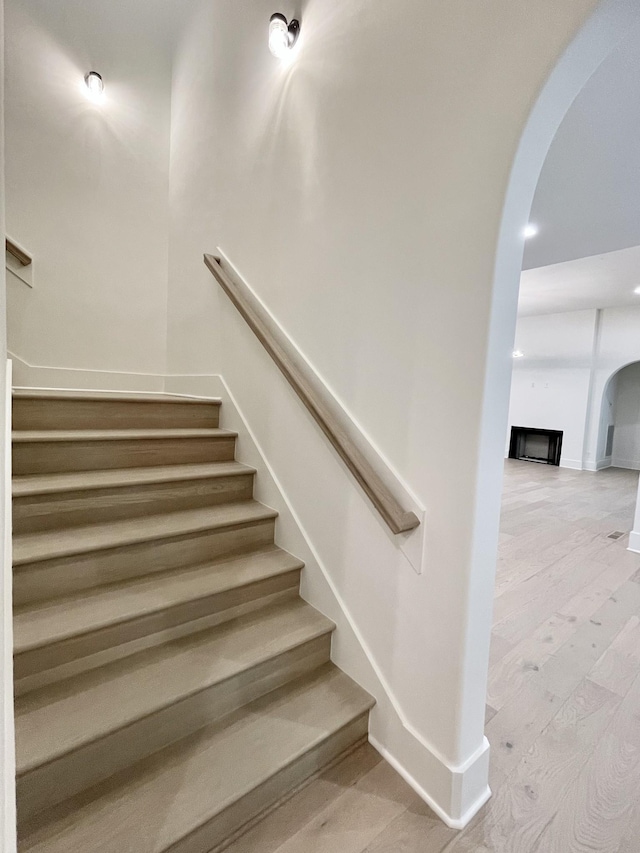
(13, 398, 220, 431)
(13, 473, 255, 534)
(188, 717, 369, 853)
(17, 634, 332, 824)
(14, 519, 276, 605)
(15, 586, 300, 697)
(13, 435, 236, 475)
(15, 569, 302, 683)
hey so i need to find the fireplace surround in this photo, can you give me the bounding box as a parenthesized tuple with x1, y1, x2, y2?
(508, 426, 563, 466)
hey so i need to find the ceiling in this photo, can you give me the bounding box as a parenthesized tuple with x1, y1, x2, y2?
(518, 245, 640, 317)
(522, 21, 640, 274)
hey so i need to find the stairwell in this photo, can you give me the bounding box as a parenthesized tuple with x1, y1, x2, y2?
(11, 389, 374, 852)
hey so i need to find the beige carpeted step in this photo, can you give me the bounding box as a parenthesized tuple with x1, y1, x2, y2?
(12, 390, 221, 431)
(13, 502, 278, 605)
(18, 664, 373, 853)
(16, 599, 335, 822)
(12, 428, 237, 474)
(14, 546, 303, 688)
(13, 461, 256, 532)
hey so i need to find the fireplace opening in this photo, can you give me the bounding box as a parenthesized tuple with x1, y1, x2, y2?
(508, 426, 563, 466)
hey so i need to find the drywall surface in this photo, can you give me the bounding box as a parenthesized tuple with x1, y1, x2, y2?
(509, 306, 640, 470)
(508, 310, 596, 468)
(166, 0, 635, 823)
(629, 474, 640, 553)
(0, 2, 16, 847)
(611, 362, 640, 469)
(585, 305, 640, 468)
(523, 21, 640, 271)
(4, 0, 173, 375)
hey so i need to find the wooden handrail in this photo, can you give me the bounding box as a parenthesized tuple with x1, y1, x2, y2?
(5, 237, 31, 267)
(204, 254, 420, 535)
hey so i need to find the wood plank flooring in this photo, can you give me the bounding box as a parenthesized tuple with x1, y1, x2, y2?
(224, 460, 640, 853)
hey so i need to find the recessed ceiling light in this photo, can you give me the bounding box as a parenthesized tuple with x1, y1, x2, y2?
(634, 286, 640, 295)
(523, 224, 538, 239)
(512, 350, 525, 359)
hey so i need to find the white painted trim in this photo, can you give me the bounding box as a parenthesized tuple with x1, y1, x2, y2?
(559, 458, 583, 470)
(6, 262, 33, 290)
(611, 457, 640, 471)
(628, 531, 640, 554)
(369, 733, 491, 829)
(11, 385, 221, 403)
(8, 352, 166, 393)
(2, 360, 16, 853)
(584, 458, 612, 472)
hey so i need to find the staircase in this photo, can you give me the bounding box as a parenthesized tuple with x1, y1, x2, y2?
(12, 390, 374, 853)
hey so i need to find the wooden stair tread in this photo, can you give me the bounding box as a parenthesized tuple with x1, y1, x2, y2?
(14, 501, 277, 566)
(13, 428, 235, 442)
(14, 547, 303, 654)
(16, 599, 334, 775)
(13, 461, 255, 497)
(12, 389, 221, 405)
(19, 665, 373, 853)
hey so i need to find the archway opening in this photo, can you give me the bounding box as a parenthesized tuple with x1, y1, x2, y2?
(596, 361, 640, 471)
(478, 3, 640, 845)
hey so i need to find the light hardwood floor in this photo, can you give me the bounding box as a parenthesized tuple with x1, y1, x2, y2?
(225, 460, 640, 853)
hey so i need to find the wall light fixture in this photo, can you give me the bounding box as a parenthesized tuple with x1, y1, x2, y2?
(512, 350, 525, 358)
(84, 71, 104, 101)
(269, 13, 300, 58)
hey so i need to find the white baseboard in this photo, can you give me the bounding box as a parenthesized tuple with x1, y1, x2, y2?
(628, 531, 640, 554)
(584, 458, 612, 472)
(369, 728, 491, 828)
(9, 353, 166, 393)
(559, 458, 583, 470)
(611, 457, 640, 471)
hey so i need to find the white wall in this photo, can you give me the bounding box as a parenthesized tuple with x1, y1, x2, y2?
(508, 306, 640, 471)
(611, 362, 640, 469)
(585, 305, 640, 469)
(508, 310, 596, 468)
(166, 0, 635, 825)
(4, 0, 175, 375)
(0, 0, 16, 846)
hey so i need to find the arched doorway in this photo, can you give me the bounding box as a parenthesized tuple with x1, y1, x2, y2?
(473, 0, 640, 842)
(596, 361, 640, 471)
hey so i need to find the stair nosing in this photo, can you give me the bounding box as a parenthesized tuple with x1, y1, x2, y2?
(12, 462, 256, 498)
(13, 502, 278, 566)
(14, 548, 304, 654)
(15, 601, 336, 775)
(12, 428, 237, 443)
(17, 667, 374, 852)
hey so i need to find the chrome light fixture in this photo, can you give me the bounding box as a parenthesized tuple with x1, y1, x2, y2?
(269, 13, 300, 58)
(84, 71, 104, 100)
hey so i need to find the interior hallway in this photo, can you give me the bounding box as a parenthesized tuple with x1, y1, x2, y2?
(223, 460, 640, 852)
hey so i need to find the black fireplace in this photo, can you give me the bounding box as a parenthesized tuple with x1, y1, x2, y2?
(508, 426, 563, 466)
